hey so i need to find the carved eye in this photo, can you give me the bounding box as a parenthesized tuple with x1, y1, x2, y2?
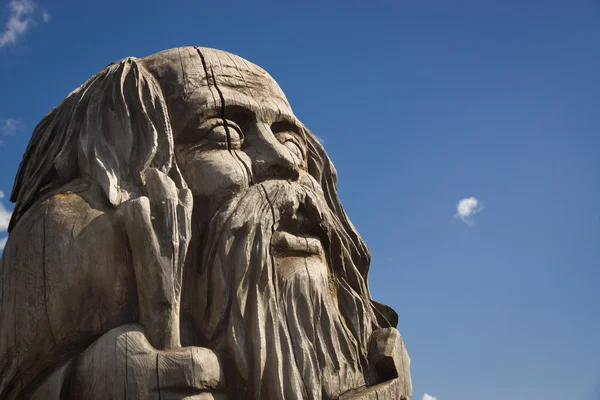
(271, 120, 306, 164)
(203, 124, 229, 144)
(276, 131, 305, 162)
(180, 118, 244, 150)
(224, 121, 244, 145)
(206, 121, 244, 148)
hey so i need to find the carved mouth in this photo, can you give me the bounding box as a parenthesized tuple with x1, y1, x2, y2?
(270, 198, 327, 258)
(271, 230, 324, 257)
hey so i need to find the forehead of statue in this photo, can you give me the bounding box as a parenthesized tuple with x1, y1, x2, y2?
(141, 47, 297, 135)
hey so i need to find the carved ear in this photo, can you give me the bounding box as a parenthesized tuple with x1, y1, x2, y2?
(70, 57, 174, 205)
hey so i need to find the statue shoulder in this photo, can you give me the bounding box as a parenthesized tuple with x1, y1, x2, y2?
(0, 179, 135, 397)
(8, 179, 122, 246)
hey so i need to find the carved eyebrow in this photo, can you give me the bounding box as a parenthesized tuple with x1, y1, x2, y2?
(221, 104, 304, 134)
(187, 104, 254, 131)
(223, 105, 256, 130)
(190, 101, 304, 138)
(271, 120, 302, 135)
(186, 105, 222, 126)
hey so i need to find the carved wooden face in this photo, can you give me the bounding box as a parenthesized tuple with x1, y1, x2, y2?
(168, 49, 328, 266)
(172, 49, 308, 224)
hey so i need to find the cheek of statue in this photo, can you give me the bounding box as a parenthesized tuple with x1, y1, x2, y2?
(176, 147, 251, 218)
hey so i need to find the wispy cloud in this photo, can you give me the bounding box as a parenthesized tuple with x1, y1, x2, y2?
(455, 196, 483, 226)
(0, 118, 23, 135)
(422, 394, 438, 400)
(0, 190, 9, 250)
(0, 0, 50, 48)
(0, 190, 12, 233)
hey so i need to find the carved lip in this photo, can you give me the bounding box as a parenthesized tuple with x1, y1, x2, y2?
(271, 230, 324, 257)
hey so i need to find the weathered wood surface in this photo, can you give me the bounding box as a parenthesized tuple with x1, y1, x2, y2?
(0, 47, 412, 399)
(340, 379, 408, 400)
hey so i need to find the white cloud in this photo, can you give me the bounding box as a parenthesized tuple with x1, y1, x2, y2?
(456, 196, 483, 226)
(0, 190, 12, 232)
(0, 0, 41, 48)
(0, 236, 7, 250)
(0, 118, 23, 135)
(422, 394, 438, 400)
(41, 10, 49, 22)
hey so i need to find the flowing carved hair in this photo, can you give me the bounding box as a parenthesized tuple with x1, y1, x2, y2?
(8, 57, 176, 231)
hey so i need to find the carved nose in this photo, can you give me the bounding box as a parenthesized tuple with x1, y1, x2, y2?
(253, 126, 300, 182)
(264, 162, 299, 181)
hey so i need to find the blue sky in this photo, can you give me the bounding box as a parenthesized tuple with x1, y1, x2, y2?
(1, 1, 599, 399)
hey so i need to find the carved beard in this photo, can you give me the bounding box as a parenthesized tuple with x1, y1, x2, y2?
(182, 178, 377, 400)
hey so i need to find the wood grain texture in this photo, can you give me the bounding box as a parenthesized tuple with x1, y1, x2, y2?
(0, 47, 411, 399)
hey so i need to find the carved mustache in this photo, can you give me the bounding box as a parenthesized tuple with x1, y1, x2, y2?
(207, 176, 334, 246)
